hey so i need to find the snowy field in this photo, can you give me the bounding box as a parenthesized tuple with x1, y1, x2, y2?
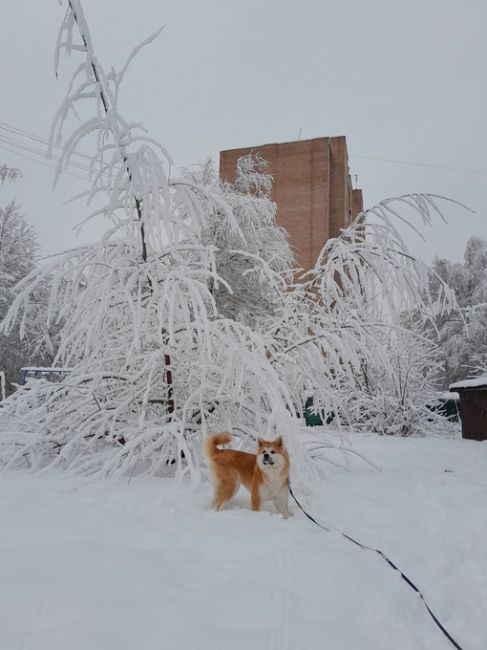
(0, 433, 485, 650)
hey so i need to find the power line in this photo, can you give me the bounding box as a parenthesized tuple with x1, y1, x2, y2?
(0, 143, 87, 181)
(2, 120, 487, 179)
(0, 121, 91, 162)
(0, 123, 101, 181)
(350, 153, 487, 176)
(0, 134, 92, 174)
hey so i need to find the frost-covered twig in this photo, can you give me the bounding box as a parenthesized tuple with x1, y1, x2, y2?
(0, 165, 21, 184)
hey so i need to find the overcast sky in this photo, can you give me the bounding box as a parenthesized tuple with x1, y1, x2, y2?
(1, 0, 486, 263)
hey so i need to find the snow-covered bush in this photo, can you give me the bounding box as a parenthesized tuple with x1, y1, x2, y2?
(266, 195, 460, 437)
(339, 324, 446, 436)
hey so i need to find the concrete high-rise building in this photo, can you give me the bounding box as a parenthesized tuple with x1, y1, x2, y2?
(220, 136, 363, 271)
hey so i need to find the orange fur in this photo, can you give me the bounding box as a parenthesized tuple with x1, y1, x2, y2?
(204, 433, 290, 517)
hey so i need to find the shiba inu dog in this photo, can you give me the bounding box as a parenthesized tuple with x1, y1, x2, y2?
(204, 432, 290, 518)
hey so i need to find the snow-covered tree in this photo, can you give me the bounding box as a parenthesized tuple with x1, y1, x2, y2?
(0, 1, 303, 481)
(426, 235, 487, 387)
(0, 201, 38, 390)
(0, 201, 56, 394)
(0, 1, 460, 480)
(178, 155, 293, 327)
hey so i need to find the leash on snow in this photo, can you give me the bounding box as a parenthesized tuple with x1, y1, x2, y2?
(289, 486, 464, 650)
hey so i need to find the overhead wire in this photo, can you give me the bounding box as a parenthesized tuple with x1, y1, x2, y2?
(1, 120, 487, 179)
(0, 143, 87, 181)
(0, 122, 103, 182)
(0, 121, 91, 163)
(0, 134, 92, 175)
(350, 153, 487, 176)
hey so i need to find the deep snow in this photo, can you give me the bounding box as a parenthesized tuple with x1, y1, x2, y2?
(0, 433, 485, 650)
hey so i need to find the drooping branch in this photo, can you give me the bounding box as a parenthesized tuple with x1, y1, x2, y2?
(65, 0, 147, 265)
(55, 1, 169, 272)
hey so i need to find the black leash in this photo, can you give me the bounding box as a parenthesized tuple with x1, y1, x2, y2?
(289, 486, 464, 650)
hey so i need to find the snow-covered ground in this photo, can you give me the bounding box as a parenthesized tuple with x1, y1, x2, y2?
(0, 433, 485, 650)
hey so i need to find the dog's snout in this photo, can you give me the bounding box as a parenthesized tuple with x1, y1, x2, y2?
(262, 452, 275, 465)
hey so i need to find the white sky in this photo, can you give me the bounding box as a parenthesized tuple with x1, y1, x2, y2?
(1, 0, 486, 262)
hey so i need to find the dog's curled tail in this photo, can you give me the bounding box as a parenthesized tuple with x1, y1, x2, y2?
(203, 432, 232, 459)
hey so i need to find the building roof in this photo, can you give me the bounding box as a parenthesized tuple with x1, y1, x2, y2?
(449, 375, 487, 391)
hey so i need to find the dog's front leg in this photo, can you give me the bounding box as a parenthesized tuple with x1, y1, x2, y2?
(273, 488, 290, 518)
(250, 483, 261, 512)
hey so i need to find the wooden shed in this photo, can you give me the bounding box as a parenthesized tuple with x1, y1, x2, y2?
(449, 376, 487, 441)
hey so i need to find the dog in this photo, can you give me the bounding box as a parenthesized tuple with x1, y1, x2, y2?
(203, 432, 290, 518)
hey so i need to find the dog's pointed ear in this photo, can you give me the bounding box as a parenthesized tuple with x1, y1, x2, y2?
(275, 436, 283, 447)
(257, 438, 265, 447)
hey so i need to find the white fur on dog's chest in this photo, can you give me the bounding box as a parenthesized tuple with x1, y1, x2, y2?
(260, 473, 287, 502)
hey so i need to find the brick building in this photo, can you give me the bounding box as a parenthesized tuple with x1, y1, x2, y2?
(220, 136, 363, 271)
